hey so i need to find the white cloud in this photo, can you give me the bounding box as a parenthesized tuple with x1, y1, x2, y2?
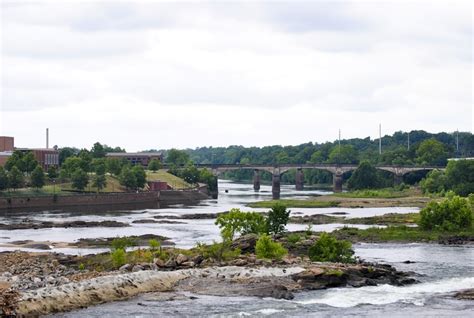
(0, 0, 472, 149)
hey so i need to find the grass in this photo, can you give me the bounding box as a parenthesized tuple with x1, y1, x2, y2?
(333, 188, 412, 199)
(146, 169, 192, 189)
(247, 199, 339, 208)
(344, 213, 421, 225)
(332, 225, 474, 243)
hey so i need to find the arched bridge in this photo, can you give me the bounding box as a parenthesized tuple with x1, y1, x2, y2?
(164, 163, 444, 199)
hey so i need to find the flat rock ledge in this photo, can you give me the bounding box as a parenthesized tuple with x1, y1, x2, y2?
(14, 266, 304, 316)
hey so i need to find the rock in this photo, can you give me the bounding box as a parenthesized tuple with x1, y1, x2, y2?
(454, 289, 474, 300)
(247, 284, 294, 300)
(176, 254, 188, 265)
(165, 259, 177, 268)
(192, 255, 204, 265)
(402, 260, 416, 264)
(119, 264, 132, 272)
(180, 261, 195, 268)
(33, 277, 42, 284)
(230, 259, 248, 266)
(231, 234, 259, 253)
(154, 258, 165, 268)
(132, 265, 144, 272)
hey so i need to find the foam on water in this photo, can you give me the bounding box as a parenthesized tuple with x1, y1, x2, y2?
(296, 276, 474, 308)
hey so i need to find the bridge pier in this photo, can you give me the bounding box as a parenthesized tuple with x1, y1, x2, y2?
(393, 174, 404, 186)
(272, 174, 281, 200)
(295, 168, 304, 190)
(253, 169, 260, 191)
(333, 173, 343, 193)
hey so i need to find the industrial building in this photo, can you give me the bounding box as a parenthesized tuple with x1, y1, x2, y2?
(105, 152, 163, 167)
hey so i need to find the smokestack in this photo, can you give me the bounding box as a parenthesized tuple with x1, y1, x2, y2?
(46, 128, 49, 149)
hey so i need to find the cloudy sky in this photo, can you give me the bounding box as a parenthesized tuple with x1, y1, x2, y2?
(1, 0, 472, 151)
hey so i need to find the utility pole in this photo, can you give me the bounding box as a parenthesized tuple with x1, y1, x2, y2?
(407, 132, 410, 151)
(379, 123, 382, 155)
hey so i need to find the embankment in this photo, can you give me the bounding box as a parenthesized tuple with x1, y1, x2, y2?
(0, 189, 209, 212)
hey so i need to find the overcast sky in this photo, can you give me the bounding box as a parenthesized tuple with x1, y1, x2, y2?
(1, 0, 472, 151)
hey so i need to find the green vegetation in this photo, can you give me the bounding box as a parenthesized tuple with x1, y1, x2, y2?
(286, 233, 302, 245)
(248, 199, 339, 208)
(195, 241, 241, 261)
(148, 159, 162, 172)
(419, 194, 472, 231)
(255, 234, 288, 260)
(146, 170, 192, 189)
(215, 208, 267, 242)
(110, 249, 127, 267)
(266, 203, 291, 234)
(308, 233, 355, 263)
(71, 168, 89, 191)
(421, 160, 474, 197)
(110, 237, 136, 251)
(8, 166, 24, 190)
(347, 161, 386, 190)
(30, 166, 45, 189)
(334, 188, 410, 199)
(344, 213, 420, 225)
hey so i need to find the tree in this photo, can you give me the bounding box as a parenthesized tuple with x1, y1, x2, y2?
(119, 166, 137, 190)
(148, 159, 162, 172)
(347, 161, 381, 190)
(181, 165, 200, 184)
(47, 166, 59, 180)
(419, 195, 472, 231)
(61, 156, 82, 178)
(132, 165, 147, 189)
(59, 147, 79, 165)
(105, 158, 124, 176)
(91, 142, 106, 158)
(255, 234, 288, 260)
(92, 173, 107, 192)
(166, 149, 191, 166)
(8, 166, 24, 190)
(71, 168, 89, 191)
(420, 169, 447, 194)
(445, 160, 474, 196)
(215, 209, 267, 242)
(0, 167, 8, 191)
(31, 166, 45, 189)
(327, 145, 358, 164)
(416, 138, 448, 166)
(266, 203, 290, 234)
(308, 233, 355, 263)
(22, 152, 38, 174)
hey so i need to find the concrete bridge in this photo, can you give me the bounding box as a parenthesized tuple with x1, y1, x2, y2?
(166, 164, 444, 199)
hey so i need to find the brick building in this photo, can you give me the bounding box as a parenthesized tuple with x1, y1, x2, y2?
(105, 152, 163, 167)
(0, 136, 59, 169)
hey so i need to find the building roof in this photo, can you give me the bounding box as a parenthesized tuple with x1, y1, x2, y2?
(16, 148, 59, 152)
(106, 152, 163, 157)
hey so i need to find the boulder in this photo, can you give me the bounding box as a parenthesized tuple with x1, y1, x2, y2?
(454, 289, 474, 300)
(154, 258, 165, 268)
(180, 261, 195, 268)
(231, 234, 259, 254)
(176, 254, 188, 265)
(119, 264, 132, 271)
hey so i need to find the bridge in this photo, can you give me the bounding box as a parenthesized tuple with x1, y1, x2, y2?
(165, 164, 444, 199)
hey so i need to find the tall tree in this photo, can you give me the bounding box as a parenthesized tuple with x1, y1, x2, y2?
(0, 167, 8, 191)
(119, 167, 137, 190)
(416, 138, 448, 166)
(71, 168, 89, 191)
(132, 165, 147, 189)
(31, 166, 46, 189)
(347, 161, 381, 190)
(166, 149, 191, 166)
(91, 142, 106, 158)
(8, 166, 24, 190)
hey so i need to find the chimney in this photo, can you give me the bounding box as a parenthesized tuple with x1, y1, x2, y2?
(46, 128, 49, 149)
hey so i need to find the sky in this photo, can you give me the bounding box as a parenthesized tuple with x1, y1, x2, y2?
(0, 0, 472, 151)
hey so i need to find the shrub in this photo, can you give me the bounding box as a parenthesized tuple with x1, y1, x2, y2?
(215, 209, 267, 242)
(419, 195, 473, 231)
(308, 233, 355, 263)
(287, 233, 301, 245)
(111, 237, 136, 251)
(196, 241, 241, 261)
(266, 203, 291, 234)
(255, 234, 288, 260)
(111, 248, 127, 267)
(149, 239, 161, 252)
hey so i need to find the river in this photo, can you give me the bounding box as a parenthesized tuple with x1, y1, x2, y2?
(2, 180, 473, 316)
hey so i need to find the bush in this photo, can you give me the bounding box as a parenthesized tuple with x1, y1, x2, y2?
(308, 233, 355, 263)
(287, 233, 301, 245)
(266, 203, 291, 234)
(215, 209, 267, 242)
(255, 234, 288, 260)
(149, 239, 161, 252)
(111, 237, 136, 251)
(111, 248, 127, 267)
(419, 195, 473, 231)
(196, 241, 241, 261)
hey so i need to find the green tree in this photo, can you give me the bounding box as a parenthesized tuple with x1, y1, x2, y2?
(119, 166, 137, 190)
(78, 150, 93, 172)
(255, 234, 288, 260)
(166, 149, 191, 166)
(47, 166, 59, 180)
(132, 165, 147, 189)
(419, 195, 472, 231)
(22, 152, 39, 174)
(148, 159, 162, 172)
(420, 169, 448, 194)
(91, 142, 106, 158)
(445, 160, 474, 196)
(8, 166, 24, 190)
(181, 165, 200, 184)
(416, 138, 448, 166)
(59, 147, 78, 165)
(0, 167, 9, 191)
(71, 168, 89, 191)
(266, 203, 290, 234)
(4, 151, 25, 172)
(93, 173, 107, 192)
(31, 166, 45, 189)
(347, 161, 381, 190)
(215, 208, 267, 242)
(105, 158, 124, 176)
(61, 156, 82, 178)
(308, 233, 355, 263)
(327, 145, 358, 164)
